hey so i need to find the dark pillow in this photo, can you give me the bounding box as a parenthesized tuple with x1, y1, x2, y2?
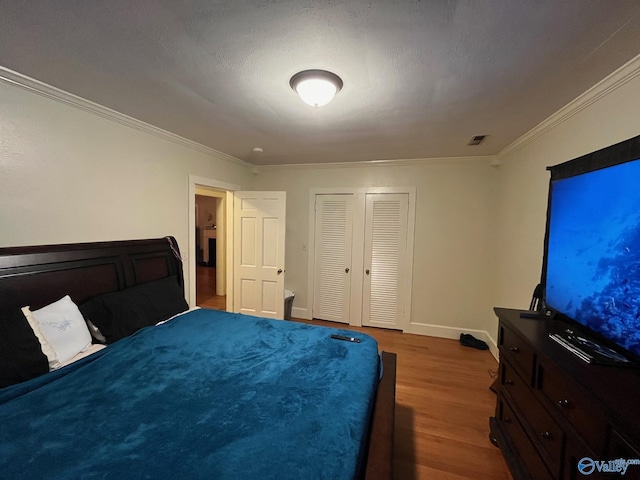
(0, 310, 49, 388)
(79, 276, 188, 344)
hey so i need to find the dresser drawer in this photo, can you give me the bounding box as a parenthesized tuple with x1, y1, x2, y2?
(502, 360, 564, 476)
(497, 398, 554, 480)
(500, 323, 535, 385)
(537, 358, 607, 454)
(493, 309, 640, 480)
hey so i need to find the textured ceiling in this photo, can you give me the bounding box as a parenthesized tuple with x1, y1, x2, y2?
(1, 1, 639, 166)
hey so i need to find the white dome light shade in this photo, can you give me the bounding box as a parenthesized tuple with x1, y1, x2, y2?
(290, 70, 343, 107)
(295, 78, 337, 107)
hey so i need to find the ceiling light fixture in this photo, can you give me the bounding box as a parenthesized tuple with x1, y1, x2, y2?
(290, 69, 343, 107)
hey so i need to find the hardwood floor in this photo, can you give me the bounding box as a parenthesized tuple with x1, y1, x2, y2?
(196, 265, 226, 310)
(294, 318, 512, 480)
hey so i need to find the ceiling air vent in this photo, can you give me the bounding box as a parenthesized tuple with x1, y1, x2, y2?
(467, 135, 487, 146)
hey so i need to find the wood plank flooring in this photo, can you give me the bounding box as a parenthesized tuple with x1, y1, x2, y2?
(294, 318, 512, 480)
(196, 265, 226, 310)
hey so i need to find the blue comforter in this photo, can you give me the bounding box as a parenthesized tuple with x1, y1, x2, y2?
(0, 309, 380, 479)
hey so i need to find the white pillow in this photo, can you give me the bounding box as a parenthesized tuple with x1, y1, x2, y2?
(22, 295, 92, 368)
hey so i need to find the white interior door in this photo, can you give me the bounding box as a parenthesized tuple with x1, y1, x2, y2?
(313, 194, 353, 324)
(233, 191, 286, 319)
(362, 193, 409, 329)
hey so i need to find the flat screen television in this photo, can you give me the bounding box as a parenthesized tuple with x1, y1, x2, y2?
(541, 134, 640, 366)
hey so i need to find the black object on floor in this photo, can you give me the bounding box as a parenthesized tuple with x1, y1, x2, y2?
(460, 333, 489, 350)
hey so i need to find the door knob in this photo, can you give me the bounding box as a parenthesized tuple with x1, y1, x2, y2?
(366, 269, 370, 275)
(345, 268, 350, 273)
(277, 269, 283, 274)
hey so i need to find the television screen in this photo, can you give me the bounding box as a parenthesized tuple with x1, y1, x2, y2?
(545, 158, 640, 359)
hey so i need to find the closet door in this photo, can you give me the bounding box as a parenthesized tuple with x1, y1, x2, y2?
(312, 194, 353, 324)
(362, 193, 408, 329)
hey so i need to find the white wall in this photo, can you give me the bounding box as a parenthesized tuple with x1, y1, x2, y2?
(494, 59, 640, 323)
(3, 54, 638, 349)
(251, 158, 500, 339)
(196, 195, 219, 230)
(0, 76, 253, 300)
(252, 56, 640, 348)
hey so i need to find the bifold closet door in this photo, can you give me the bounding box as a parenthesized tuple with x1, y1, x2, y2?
(362, 193, 408, 329)
(312, 194, 353, 324)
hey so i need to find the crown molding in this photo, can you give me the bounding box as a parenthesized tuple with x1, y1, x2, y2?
(499, 53, 640, 158)
(11, 50, 634, 170)
(0, 66, 250, 169)
(253, 155, 498, 171)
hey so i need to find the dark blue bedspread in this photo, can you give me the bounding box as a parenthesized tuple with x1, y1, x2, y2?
(0, 309, 380, 479)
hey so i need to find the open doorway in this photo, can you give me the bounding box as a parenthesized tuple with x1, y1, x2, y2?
(188, 175, 240, 311)
(195, 190, 225, 310)
(187, 176, 286, 317)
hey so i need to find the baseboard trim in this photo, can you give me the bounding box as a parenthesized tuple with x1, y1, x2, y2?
(405, 322, 499, 361)
(292, 306, 500, 361)
(291, 306, 312, 320)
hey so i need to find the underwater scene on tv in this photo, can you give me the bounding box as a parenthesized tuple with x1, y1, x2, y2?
(545, 158, 640, 357)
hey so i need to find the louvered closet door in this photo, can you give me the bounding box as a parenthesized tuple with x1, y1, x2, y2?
(362, 193, 409, 329)
(313, 194, 353, 324)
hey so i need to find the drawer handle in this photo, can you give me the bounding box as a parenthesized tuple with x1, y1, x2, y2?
(509, 347, 519, 353)
(540, 431, 552, 439)
(504, 379, 514, 385)
(503, 417, 511, 424)
(558, 399, 571, 408)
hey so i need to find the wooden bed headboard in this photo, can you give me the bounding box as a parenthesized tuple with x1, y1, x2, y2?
(0, 237, 184, 312)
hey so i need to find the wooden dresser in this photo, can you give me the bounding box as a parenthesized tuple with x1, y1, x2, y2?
(490, 308, 640, 479)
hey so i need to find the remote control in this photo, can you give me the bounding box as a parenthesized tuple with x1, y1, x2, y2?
(330, 334, 361, 343)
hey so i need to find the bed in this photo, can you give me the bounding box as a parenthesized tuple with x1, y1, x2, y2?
(0, 237, 396, 479)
